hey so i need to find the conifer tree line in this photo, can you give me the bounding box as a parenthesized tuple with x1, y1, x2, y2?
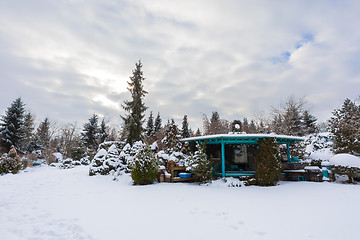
(0, 59, 359, 158)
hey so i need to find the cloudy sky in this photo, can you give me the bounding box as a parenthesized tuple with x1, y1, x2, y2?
(1, 0, 359, 131)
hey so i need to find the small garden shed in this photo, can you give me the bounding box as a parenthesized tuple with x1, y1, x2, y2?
(181, 133, 304, 178)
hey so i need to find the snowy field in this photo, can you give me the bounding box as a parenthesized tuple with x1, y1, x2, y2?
(1, 166, 359, 240)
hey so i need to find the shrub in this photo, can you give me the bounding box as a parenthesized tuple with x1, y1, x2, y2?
(130, 145, 159, 185)
(331, 166, 360, 184)
(188, 143, 214, 183)
(0, 147, 23, 174)
(255, 138, 282, 186)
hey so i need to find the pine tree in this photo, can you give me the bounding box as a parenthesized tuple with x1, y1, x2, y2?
(181, 115, 190, 138)
(329, 98, 360, 155)
(243, 118, 249, 133)
(162, 119, 182, 154)
(22, 112, 35, 152)
(154, 112, 162, 134)
(203, 111, 230, 135)
(255, 138, 282, 186)
(145, 111, 155, 137)
(302, 110, 317, 135)
(82, 114, 99, 150)
(189, 143, 213, 183)
(36, 118, 51, 150)
(130, 145, 159, 185)
(195, 128, 201, 136)
(0, 98, 26, 152)
(121, 60, 148, 144)
(98, 118, 108, 144)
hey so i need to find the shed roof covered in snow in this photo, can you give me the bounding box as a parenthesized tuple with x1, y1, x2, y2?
(181, 133, 304, 145)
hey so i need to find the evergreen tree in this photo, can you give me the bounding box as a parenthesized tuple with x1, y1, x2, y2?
(98, 118, 108, 144)
(195, 128, 201, 137)
(162, 119, 182, 154)
(189, 143, 213, 183)
(329, 98, 360, 155)
(0, 147, 22, 174)
(0, 98, 26, 152)
(36, 118, 51, 150)
(255, 138, 282, 186)
(130, 145, 159, 185)
(203, 111, 230, 135)
(302, 110, 318, 135)
(145, 111, 155, 137)
(22, 112, 35, 152)
(181, 115, 190, 138)
(121, 60, 148, 144)
(82, 114, 99, 150)
(154, 112, 162, 134)
(243, 118, 249, 133)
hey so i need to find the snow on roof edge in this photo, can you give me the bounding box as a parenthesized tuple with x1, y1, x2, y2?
(181, 133, 305, 142)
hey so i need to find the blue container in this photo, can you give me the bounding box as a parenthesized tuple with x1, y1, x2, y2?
(178, 173, 192, 178)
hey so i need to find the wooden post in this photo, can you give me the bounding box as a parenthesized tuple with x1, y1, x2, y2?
(221, 142, 225, 178)
(286, 143, 291, 162)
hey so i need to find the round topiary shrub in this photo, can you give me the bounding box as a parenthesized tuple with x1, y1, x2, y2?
(130, 145, 159, 185)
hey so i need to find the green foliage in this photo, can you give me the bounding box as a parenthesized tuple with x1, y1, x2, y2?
(121, 60, 148, 144)
(162, 119, 182, 154)
(145, 111, 155, 137)
(0, 147, 22, 174)
(82, 114, 99, 150)
(130, 145, 159, 185)
(181, 115, 190, 138)
(189, 144, 214, 183)
(328, 98, 360, 155)
(154, 112, 162, 134)
(255, 138, 282, 186)
(36, 117, 51, 150)
(0, 97, 26, 151)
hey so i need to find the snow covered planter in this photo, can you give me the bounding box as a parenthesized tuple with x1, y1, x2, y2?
(130, 145, 159, 185)
(0, 147, 22, 174)
(329, 154, 360, 183)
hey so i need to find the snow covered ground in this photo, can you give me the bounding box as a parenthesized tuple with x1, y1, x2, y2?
(1, 166, 359, 240)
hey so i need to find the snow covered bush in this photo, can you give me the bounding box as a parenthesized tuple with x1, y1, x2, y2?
(0, 147, 22, 174)
(330, 154, 360, 183)
(130, 145, 159, 185)
(304, 133, 333, 163)
(89, 141, 125, 176)
(255, 138, 282, 186)
(187, 144, 214, 183)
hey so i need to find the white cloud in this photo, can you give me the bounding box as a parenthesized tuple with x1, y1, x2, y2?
(0, 0, 359, 130)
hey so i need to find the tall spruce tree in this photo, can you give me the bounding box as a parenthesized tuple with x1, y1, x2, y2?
(82, 114, 99, 150)
(121, 60, 148, 144)
(0, 98, 26, 151)
(181, 115, 190, 138)
(145, 111, 155, 137)
(154, 112, 162, 134)
(329, 98, 360, 155)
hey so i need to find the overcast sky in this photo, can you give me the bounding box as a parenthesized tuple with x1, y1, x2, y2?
(1, 0, 359, 131)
